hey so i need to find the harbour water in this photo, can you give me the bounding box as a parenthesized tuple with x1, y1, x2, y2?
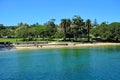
(0, 46, 120, 80)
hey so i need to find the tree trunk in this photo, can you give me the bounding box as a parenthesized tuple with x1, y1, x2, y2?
(64, 28, 66, 41)
(88, 26, 90, 42)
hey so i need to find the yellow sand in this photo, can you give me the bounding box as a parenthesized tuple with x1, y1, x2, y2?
(14, 42, 120, 50)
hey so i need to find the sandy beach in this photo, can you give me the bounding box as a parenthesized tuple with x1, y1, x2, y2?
(13, 42, 120, 50)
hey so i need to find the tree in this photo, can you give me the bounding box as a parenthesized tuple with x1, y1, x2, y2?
(93, 19, 98, 27)
(30, 22, 40, 27)
(44, 19, 56, 27)
(108, 22, 120, 42)
(44, 19, 57, 39)
(85, 19, 91, 42)
(0, 29, 10, 37)
(18, 22, 23, 27)
(91, 26, 100, 39)
(72, 15, 84, 26)
(0, 24, 5, 30)
(99, 22, 108, 39)
(72, 15, 84, 41)
(27, 27, 36, 38)
(34, 25, 45, 39)
(54, 31, 64, 38)
(15, 25, 29, 38)
(60, 18, 71, 40)
(91, 22, 120, 42)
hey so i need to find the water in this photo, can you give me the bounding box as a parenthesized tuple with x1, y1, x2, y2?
(0, 46, 120, 80)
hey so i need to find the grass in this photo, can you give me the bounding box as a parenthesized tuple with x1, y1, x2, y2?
(0, 38, 23, 43)
(0, 38, 95, 43)
(0, 38, 54, 43)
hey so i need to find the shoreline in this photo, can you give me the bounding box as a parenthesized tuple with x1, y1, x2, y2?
(13, 42, 120, 50)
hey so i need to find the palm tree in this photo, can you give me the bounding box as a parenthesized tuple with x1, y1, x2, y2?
(72, 15, 84, 26)
(72, 15, 84, 41)
(85, 19, 91, 42)
(60, 18, 71, 40)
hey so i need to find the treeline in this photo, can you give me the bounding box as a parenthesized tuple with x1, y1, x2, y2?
(91, 22, 120, 42)
(0, 15, 120, 42)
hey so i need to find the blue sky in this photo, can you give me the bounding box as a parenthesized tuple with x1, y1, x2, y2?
(0, 0, 120, 26)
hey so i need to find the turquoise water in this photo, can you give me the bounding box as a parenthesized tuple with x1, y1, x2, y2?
(0, 46, 120, 80)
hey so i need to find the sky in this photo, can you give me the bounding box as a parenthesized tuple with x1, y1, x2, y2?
(0, 0, 120, 26)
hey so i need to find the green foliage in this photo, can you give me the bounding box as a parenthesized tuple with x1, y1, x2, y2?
(85, 19, 91, 42)
(0, 24, 5, 30)
(54, 31, 64, 38)
(60, 18, 71, 40)
(91, 22, 120, 42)
(72, 15, 84, 26)
(91, 27, 100, 38)
(0, 16, 120, 42)
(71, 15, 84, 41)
(0, 28, 15, 38)
(15, 25, 28, 38)
(108, 22, 120, 41)
(93, 19, 98, 26)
